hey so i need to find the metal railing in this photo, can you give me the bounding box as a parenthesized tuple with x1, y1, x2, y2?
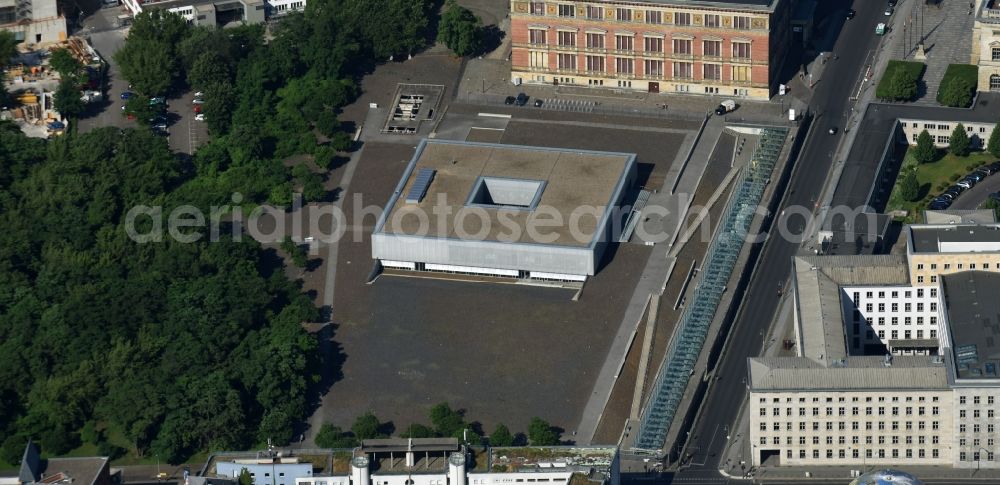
(632, 126, 789, 451)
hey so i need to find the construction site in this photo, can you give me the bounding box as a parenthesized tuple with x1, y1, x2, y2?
(1, 37, 105, 138)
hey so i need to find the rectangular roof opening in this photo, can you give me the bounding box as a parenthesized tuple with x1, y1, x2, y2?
(467, 177, 545, 210)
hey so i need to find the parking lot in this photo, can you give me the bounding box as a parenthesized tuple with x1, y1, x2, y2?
(77, 6, 208, 153)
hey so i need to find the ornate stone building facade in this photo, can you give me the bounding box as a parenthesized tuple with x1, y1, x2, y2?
(509, 0, 790, 100)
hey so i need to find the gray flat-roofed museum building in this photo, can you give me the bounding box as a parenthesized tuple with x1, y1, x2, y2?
(371, 140, 638, 281)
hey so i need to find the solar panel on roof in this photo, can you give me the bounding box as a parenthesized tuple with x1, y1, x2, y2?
(406, 168, 435, 203)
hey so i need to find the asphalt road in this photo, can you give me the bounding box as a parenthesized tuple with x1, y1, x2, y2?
(668, 0, 886, 482)
(950, 172, 1000, 210)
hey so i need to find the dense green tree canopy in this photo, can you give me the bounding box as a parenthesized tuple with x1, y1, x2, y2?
(898, 169, 920, 203)
(0, 126, 320, 464)
(939, 77, 973, 108)
(527, 418, 560, 446)
(914, 130, 937, 164)
(989, 122, 1000, 158)
(438, 0, 483, 57)
(48, 49, 82, 79)
(950, 123, 970, 156)
(0, 31, 17, 68)
(53, 78, 86, 119)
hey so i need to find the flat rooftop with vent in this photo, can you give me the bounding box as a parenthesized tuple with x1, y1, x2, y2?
(371, 139, 637, 282)
(940, 271, 1000, 381)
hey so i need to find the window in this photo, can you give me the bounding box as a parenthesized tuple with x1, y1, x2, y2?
(703, 63, 721, 80)
(675, 12, 691, 26)
(644, 60, 663, 76)
(557, 53, 576, 70)
(732, 41, 751, 59)
(557, 31, 576, 46)
(586, 33, 604, 48)
(530, 29, 547, 44)
(529, 51, 548, 68)
(586, 6, 603, 19)
(644, 37, 663, 52)
(705, 14, 720, 27)
(703, 40, 721, 57)
(645, 10, 662, 24)
(673, 61, 692, 79)
(994, 47, 1000, 61)
(734, 16, 752, 29)
(530, 2, 545, 15)
(732, 66, 750, 82)
(585, 55, 604, 72)
(615, 57, 633, 74)
(616, 8, 632, 22)
(558, 4, 574, 17)
(673, 38, 692, 55)
(615, 35, 633, 51)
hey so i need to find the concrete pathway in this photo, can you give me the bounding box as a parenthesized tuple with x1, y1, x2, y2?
(894, 0, 975, 106)
(575, 116, 727, 444)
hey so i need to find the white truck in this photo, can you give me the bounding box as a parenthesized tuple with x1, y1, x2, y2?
(714, 99, 737, 115)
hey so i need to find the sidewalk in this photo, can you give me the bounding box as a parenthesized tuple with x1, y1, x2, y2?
(812, 0, 914, 242)
(715, 291, 796, 479)
(456, 57, 790, 121)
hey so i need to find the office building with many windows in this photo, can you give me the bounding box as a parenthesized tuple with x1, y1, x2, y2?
(509, 0, 790, 100)
(748, 223, 1000, 469)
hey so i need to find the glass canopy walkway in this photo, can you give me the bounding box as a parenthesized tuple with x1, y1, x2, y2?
(634, 126, 789, 451)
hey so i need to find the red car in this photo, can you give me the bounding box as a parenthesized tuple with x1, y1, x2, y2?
(193, 105, 202, 114)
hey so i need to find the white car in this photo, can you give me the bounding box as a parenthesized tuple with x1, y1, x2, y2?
(195, 113, 206, 121)
(193, 91, 204, 97)
(192, 99, 204, 104)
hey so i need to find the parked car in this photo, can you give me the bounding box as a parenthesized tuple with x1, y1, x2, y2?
(936, 192, 956, 201)
(982, 165, 1000, 175)
(193, 105, 202, 114)
(192, 99, 204, 105)
(846, 9, 856, 19)
(929, 200, 951, 210)
(534, 99, 544, 108)
(152, 123, 168, 131)
(195, 113, 206, 121)
(515, 93, 528, 106)
(957, 179, 976, 189)
(884, 6, 894, 16)
(990, 162, 1000, 171)
(967, 171, 986, 181)
(120, 91, 133, 100)
(504, 96, 516, 105)
(828, 126, 838, 135)
(194, 91, 204, 97)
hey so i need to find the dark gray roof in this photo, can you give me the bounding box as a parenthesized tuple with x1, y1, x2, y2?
(909, 224, 1000, 253)
(19, 440, 41, 484)
(835, 93, 1000, 210)
(942, 271, 1000, 380)
(37, 458, 109, 485)
(819, 211, 891, 255)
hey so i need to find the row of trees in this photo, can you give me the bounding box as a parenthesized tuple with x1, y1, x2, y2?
(911, 121, 1000, 165)
(314, 404, 563, 449)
